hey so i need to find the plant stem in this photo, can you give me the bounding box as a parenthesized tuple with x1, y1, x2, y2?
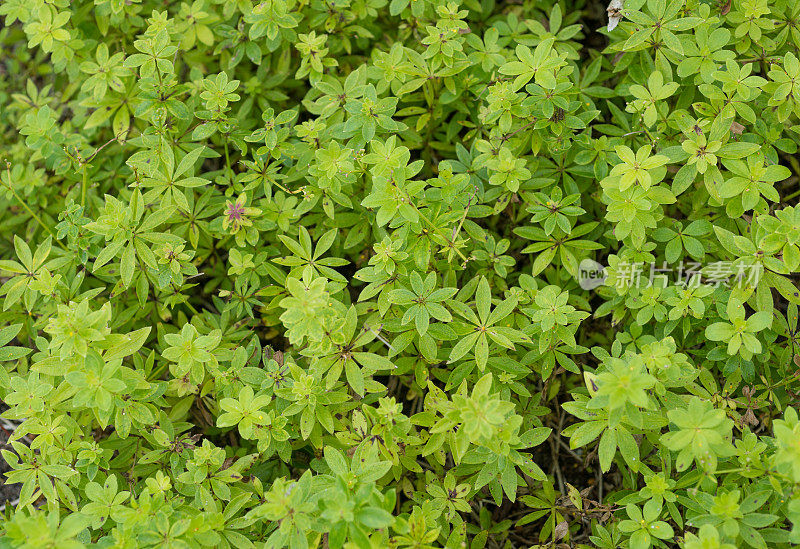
(81, 164, 88, 209)
(2, 181, 66, 250)
(783, 186, 800, 203)
(184, 300, 199, 315)
(224, 141, 231, 181)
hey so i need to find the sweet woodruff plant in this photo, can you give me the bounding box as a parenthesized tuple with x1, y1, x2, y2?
(1, 0, 800, 548)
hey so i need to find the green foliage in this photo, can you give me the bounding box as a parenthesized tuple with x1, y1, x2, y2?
(1, 0, 800, 548)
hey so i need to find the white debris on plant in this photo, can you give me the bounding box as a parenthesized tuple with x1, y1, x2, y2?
(607, 0, 624, 31)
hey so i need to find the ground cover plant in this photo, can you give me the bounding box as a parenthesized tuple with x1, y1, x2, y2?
(2, 0, 800, 547)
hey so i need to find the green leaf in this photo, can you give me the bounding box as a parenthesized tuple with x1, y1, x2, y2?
(598, 428, 616, 473)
